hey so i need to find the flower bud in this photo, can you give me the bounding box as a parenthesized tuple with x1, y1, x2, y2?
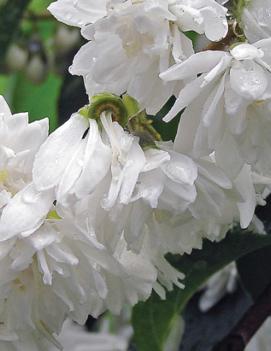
(54, 25, 80, 54)
(6, 44, 28, 72)
(25, 55, 47, 84)
(87, 93, 129, 127)
(25, 38, 48, 84)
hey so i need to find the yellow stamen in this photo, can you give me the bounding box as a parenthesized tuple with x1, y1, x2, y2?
(47, 210, 61, 220)
(0, 170, 8, 184)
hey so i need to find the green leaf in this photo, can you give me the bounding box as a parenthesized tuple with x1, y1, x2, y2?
(237, 245, 271, 301)
(29, 0, 52, 12)
(151, 97, 180, 141)
(132, 230, 271, 351)
(10, 72, 62, 131)
(0, 74, 9, 93)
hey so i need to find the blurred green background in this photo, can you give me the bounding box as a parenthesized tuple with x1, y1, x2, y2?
(0, 0, 68, 132)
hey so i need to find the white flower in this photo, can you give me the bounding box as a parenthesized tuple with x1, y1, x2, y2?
(49, 0, 228, 114)
(242, 0, 271, 42)
(32, 106, 191, 300)
(0, 100, 159, 349)
(119, 134, 258, 274)
(0, 329, 54, 351)
(33, 111, 146, 209)
(49, 0, 228, 41)
(0, 198, 158, 349)
(160, 40, 271, 177)
(237, 102, 271, 177)
(113, 145, 198, 255)
(69, 2, 192, 114)
(199, 263, 238, 312)
(0, 96, 48, 211)
(246, 317, 271, 351)
(50, 320, 128, 351)
(168, 0, 228, 42)
(48, 0, 109, 27)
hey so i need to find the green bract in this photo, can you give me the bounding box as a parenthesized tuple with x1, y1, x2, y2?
(87, 93, 129, 127)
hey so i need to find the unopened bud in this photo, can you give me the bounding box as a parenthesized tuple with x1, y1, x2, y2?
(6, 44, 28, 72)
(87, 93, 129, 127)
(25, 55, 47, 84)
(54, 25, 80, 54)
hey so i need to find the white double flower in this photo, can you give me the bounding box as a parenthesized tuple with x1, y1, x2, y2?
(49, 0, 228, 114)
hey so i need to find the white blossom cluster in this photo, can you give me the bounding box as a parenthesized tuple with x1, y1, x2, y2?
(1, 0, 271, 349)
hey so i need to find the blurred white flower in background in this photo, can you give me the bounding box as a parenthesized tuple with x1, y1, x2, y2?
(246, 318, 271, 351)
(198, 262, 271, 351)
(199, 262, 238, 312)
(50, 320, 128, 351)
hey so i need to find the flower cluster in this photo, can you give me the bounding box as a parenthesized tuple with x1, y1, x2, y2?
(1, 0, 271, 349)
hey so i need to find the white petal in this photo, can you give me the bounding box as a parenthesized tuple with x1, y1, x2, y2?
(160, 51, 225, 82)
(33, 113, 88, 191)
(230, 61, 268, 100)
(234, 165, 256, 229)
(201, 7, 228, 41)
(143, 148, 170, 172)
(230, 44, 264, 61)
(48, 0, 107, 27)
(162, 153, 198, 186)
(163, 75, 206, 122)
(0, 95, 12, 119)
(0, 184, 54, 241)
(119, 142, 146, 205)
(75, 119, 112, 198)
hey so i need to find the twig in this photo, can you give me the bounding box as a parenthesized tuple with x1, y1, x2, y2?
(212, 283, 271, 351)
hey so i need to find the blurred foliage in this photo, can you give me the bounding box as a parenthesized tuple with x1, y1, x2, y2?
(0, 0, 30, 64)
(10, 73, 61, 131)
(29, 0, 52, 11)
(237, 198, 271, 301)
(132, 230, 271, 351)
(0, 0, 62, 131)
(237, 246, 271, 301)
(179, 286, 252, 351)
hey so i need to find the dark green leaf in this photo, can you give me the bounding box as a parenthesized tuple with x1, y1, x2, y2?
(132, 230, 271, 351)
(150, 96, 181, 141)
(237, 245, 271, 301)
